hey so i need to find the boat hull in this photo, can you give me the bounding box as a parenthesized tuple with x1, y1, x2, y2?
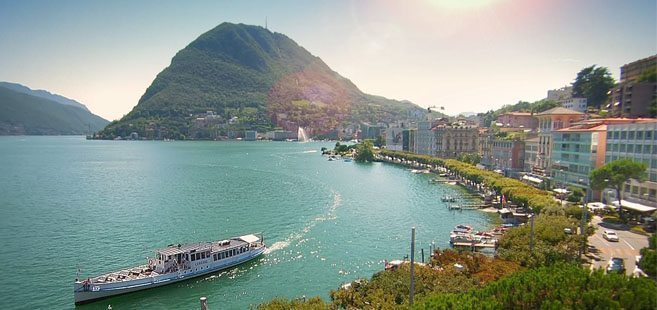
(74, 247, 265, 305)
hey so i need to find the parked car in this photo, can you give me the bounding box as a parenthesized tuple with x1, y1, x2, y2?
(603, 230, 619, 242)
(564, 228, 573, 234)
(606, 257, 625, 274)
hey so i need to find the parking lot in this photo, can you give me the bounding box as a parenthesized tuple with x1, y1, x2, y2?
(587, 216, 650, 275)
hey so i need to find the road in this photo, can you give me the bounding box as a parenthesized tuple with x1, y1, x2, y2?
(587, 216, 649, 276)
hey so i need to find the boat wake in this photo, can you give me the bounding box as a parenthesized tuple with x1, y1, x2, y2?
(302, 150, 318, 153)
(265, 190, 341, 254)
(264, 241, 290, 254)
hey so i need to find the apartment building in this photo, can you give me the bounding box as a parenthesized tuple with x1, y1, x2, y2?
(535, 107, 585, 176)
(608, 55, 657, 118)
(605, 120, 657, 207)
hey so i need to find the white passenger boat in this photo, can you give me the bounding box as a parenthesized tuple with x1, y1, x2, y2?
(74, 234, 265, 305)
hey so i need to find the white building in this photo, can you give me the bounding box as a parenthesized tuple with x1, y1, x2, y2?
(605, 120, 657, 207)
(561, 98, 588, 113)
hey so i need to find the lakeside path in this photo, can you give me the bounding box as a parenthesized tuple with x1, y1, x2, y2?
(587, 216, 649, 276)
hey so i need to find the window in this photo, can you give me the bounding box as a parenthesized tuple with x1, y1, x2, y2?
(637, 131, 643, 140)
(621, 131, 627, 139)
(191, 255, 196, 262)
(627, 144, 634, 153)
(636, 145, 642, 153)
(628, 131, 635, 139)
(646, 131, 653, 140)
(613, 131, 619, 139)
(620, 144, 626, 152)
(644, 145, 651, 154)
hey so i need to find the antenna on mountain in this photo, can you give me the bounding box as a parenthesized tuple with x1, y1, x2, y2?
(265, 17, 268, 30)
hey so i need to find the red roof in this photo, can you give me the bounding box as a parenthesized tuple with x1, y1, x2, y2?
(557, 124, 607, 132)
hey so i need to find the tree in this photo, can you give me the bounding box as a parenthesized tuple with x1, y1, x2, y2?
(639, 234, 656, 278)
(590, 159, 647, 208)
(354, 140, 375, 163)
(497, 215, 582, 267)
(457, 153, 481, 165)
(571, 65, 615, 108)
(374, 134, 385, 147)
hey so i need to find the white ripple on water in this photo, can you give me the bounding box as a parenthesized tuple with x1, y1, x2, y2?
(264, 190, 341, 255)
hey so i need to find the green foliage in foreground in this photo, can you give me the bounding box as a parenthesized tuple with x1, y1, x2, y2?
(639, 234, 657, 277)
(497, 214, 583, 268)
(419, 263, 657, 309)
(258, 251, 520, 309)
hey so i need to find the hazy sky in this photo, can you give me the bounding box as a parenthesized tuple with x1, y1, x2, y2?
(1, 0, 655, 121)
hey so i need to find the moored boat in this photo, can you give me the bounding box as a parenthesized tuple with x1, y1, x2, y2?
(74, 234, 265, 305)
(441, 195, 456, 202)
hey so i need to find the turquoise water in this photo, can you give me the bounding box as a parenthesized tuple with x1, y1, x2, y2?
(0, 136, 491, 309)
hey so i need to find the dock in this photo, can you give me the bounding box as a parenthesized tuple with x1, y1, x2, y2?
(452, 242, 496, 248)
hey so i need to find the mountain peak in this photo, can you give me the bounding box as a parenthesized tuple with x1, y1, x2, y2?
(97, 23, 422, 139)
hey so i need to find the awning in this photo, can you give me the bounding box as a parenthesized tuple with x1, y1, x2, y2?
(522, 175, 543, 184)
(553, 188, 570, 194)
(611, 200, 657, 213)
(239, 234, 260, 243)
(586, 202, 608, 211)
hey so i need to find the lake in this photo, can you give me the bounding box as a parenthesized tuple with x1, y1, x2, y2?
(0, 136, 493, 309)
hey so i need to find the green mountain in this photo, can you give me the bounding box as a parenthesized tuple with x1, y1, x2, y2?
(0, 86, 109, 135)
(98, 22, 423, 139)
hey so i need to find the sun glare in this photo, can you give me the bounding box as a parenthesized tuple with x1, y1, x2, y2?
(426, 0, 499, 10)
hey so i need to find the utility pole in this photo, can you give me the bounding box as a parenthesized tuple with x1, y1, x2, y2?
(529, 214, 535, 254)
(410, 227, 416, 307)
(580, 190, 589, 260)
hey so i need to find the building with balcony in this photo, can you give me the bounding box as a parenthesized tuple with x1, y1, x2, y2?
(535, 107, 585, 176)
(620, 55, 657, 83)
(605, 120, 657, 207)
(608, 55, 657, 118)
(434, 124, 479, 159)
(551, 125, 606, 198)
